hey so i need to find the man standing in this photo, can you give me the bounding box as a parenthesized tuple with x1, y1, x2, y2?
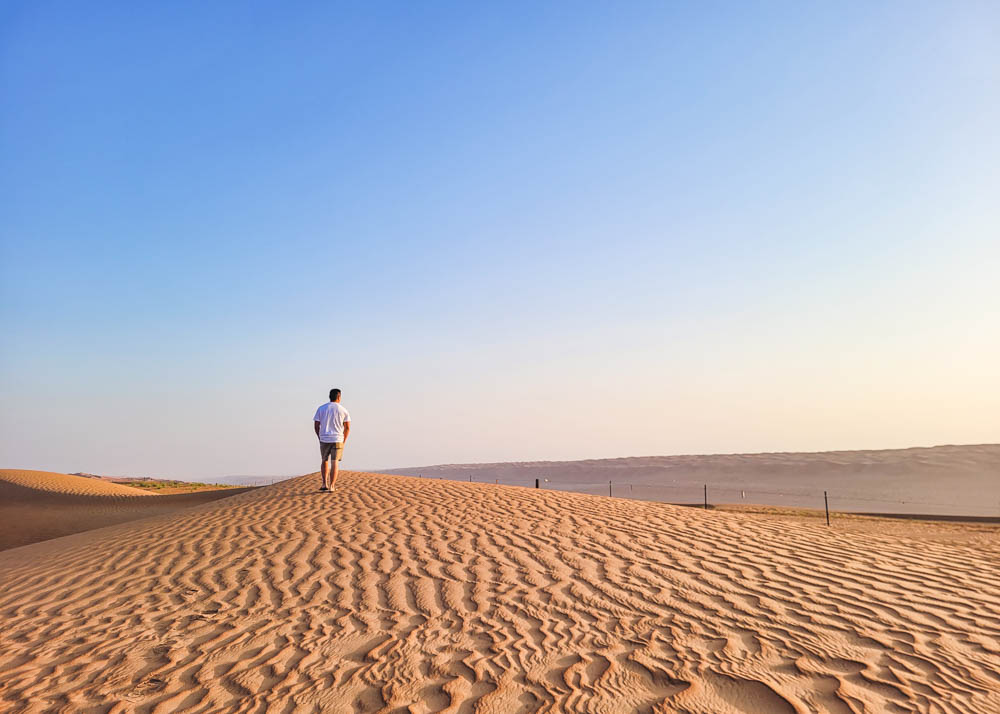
(313, 388, 351, 492)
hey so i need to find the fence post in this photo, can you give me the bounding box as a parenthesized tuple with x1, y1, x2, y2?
(535, 478, 539, 489)
(824, 491, 830, 526)
(609, 480, 612, 497)
(704, 484, 708, 510)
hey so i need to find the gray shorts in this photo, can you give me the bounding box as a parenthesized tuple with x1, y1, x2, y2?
(319, 441, 344, 462)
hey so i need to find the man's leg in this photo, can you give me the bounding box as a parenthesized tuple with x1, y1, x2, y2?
(329, 444, 342, 490)
(320, 457, 330, 489)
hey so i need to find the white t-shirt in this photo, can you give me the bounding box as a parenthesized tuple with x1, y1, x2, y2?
(314, 402, 351, 443)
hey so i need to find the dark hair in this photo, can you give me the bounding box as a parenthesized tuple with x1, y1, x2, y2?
(329, 388, 341, 401)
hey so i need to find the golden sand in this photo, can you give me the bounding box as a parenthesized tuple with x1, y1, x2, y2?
(0, 469, 249, 551)
(0, 471, 997, 712)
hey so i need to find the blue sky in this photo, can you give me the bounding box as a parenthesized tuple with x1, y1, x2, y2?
(2, 1, 998, 479)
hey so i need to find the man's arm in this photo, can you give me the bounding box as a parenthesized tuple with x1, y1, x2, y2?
(314, 420, 320, 438)
(343, 420, 351, 442)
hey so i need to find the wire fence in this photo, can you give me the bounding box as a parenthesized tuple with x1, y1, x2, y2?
(228, 473, 998, 520)
(420, 474, 1000, 520)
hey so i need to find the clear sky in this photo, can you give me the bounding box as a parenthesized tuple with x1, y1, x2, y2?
(2, 1, 998, 480)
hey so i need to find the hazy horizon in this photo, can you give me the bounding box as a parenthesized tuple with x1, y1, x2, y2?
(13, 440, 999, 484)
(2, 2, 998, 480)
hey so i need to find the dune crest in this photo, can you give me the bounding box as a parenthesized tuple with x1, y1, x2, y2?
(1, 472, 998, 712)
(0, 469, 158, 497)
(0, 469, 249, 551)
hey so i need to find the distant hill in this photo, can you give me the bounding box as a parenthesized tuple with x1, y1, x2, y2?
(383, 444, 1000, 517)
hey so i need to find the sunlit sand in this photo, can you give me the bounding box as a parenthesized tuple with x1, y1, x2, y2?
(0, 470, 249, 551)
(1, 470, 997, 712)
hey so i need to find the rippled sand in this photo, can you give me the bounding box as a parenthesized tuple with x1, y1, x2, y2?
(1, 471, 998, 712)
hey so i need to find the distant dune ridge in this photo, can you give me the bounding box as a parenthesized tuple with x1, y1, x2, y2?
(0, 469, 250, 551)
(384, 444, 1000, 517)
(1, 471, 997, 712)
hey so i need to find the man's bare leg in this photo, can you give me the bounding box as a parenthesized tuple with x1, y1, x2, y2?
(329, 457, 341, 491)
(320, 458, 331, 489)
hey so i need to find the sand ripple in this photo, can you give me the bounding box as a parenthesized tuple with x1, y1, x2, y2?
(0, 472, 997, 712)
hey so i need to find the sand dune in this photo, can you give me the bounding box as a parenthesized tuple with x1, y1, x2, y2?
(0, 469, 250, 551)
(0, 469, 160, 497)
(385, 444, 1000, 518)
(1, 471, 998, 712)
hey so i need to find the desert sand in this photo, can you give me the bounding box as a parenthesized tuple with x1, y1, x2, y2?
(385, 444, 1000, 518)
(1, 471, 998, 713)
(0, 470, 250, 551)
